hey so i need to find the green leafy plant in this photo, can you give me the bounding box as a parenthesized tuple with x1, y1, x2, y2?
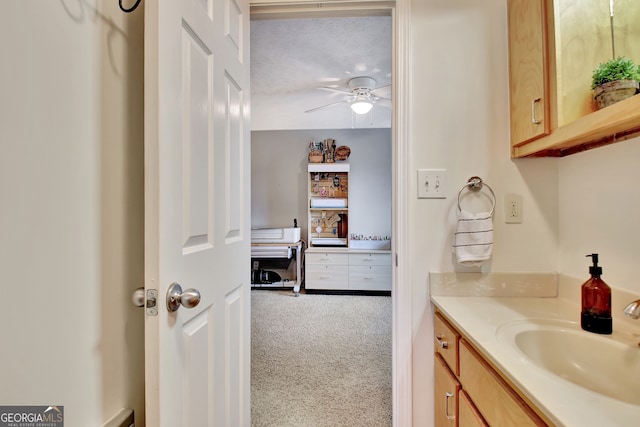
(591, 56, 640, 89)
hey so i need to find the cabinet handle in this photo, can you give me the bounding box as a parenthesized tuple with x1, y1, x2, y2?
(435, 334, 449, 349)
(319, 276, 331, 279)
(445, 392, 455, 421)
(531, 97, 542, 124)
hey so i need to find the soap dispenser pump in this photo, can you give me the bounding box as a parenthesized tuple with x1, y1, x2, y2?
(581, 253, 612, 334)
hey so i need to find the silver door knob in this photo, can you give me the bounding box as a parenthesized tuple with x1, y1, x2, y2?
(166, 282, 201, 312)
(132, 287, 145, 307)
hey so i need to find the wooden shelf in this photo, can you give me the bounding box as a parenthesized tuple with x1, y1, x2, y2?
(513, 88, 640, 158)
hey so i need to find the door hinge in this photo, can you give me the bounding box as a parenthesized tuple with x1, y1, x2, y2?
(146, 289, 158, 316)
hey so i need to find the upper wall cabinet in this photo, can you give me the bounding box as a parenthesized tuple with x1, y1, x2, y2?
(507, 0, 640, 158)
(508, 0, 550, 146)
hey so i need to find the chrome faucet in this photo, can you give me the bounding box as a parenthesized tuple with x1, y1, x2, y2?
(623, 300, 640, 319)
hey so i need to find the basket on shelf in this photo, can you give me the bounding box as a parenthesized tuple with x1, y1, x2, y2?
(308, 150, 323, 163)
(335, 146, 351, 161)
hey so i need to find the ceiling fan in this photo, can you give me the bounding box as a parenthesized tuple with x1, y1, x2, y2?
(304, 76, 391, 115)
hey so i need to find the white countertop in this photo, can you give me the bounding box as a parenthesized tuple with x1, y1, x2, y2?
(431, 295, 640, 427)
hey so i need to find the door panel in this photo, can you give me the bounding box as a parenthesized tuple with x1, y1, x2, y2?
(225, 287, 243, 425)
(144, 0, 250, 424)
(224, 75, 244, 240)
(182, 22, 214, 252)
(183, 308, 215, 425)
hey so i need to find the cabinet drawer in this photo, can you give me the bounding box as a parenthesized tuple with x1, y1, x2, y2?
(348, 265, 391, 291)
(348, 253, 391, 266)
(306, 252, 349, 265)
(459, 340, 546, 427)
(434, 312, 460, 376)
(305, 265, 349, 290)
(434, 353, 460, 427)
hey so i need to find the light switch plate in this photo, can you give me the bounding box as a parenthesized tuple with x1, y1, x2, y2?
(417, 169, 447, 199)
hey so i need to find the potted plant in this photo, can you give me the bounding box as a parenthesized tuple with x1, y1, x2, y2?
(591, 56, 640, 109)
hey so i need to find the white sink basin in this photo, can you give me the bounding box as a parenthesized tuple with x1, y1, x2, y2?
(496, 318, 640, 405)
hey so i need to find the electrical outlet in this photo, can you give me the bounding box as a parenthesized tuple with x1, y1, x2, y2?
(417, 169, 447, 199)
(504, 194, 522, 223)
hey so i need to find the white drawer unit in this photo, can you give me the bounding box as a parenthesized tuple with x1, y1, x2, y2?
(349, 253, 391, 266)
(306, 252, 349, 265)
(348, 252, 391, 291)
(305, 249, 391, 291)
(305, 265, 349, 290)
(305, 252, 348, 290)
(349, 265, 392, 291)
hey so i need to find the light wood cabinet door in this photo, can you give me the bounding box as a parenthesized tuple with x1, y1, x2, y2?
(459, 340, 547, 427)
(435, 353, 461, 427)
(507, 0, 550, 147)
(459, 390, 488, 427)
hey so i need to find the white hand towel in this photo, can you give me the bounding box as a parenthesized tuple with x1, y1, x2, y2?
(453, 210, 493, 266)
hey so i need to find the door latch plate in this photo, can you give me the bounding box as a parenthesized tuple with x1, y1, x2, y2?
(146, 289, 158, 316)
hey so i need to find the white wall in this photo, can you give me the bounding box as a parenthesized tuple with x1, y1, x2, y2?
(251, 129, 392, 243)
(558, 135, 640, 294)
(409, 1, 559, 425)
(0, 2, 145, 426)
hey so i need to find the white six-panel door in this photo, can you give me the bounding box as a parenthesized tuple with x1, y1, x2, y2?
(144, 0, 250, 425)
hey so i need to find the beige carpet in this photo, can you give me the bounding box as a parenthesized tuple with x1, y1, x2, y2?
(251, 290, 392, 427)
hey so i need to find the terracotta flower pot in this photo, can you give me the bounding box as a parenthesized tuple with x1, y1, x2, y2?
(594, 79, 639, 110)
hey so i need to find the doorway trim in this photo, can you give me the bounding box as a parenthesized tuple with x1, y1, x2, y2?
(250, 1, 412, 425)
(390, 1, 411, 426)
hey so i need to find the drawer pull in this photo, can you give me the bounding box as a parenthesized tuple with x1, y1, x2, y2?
(445, 392, 455, 420)
(363, 258, 374, 262)
(435, 334, 449, 349)
(319, 276, 331, 279)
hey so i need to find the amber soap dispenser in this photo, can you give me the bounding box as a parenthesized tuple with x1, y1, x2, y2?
(581, 253, 612, 334)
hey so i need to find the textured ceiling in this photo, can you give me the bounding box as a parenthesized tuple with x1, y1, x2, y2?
(250, 16, 392, 131)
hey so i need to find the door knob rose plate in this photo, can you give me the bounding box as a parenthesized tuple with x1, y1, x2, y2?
(166, 282, 201, 312)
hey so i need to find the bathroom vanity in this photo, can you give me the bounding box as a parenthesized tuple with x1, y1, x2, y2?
(434, 310, 550, 426)
(430, 273, 640, 426)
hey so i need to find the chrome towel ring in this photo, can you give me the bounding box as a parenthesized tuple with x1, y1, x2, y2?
(457, 176, 496, 216)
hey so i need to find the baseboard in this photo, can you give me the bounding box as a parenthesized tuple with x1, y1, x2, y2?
(103, 409, 134, 427)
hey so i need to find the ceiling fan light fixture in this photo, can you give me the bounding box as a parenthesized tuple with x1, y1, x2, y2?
(351, 100, 373, 115)
(307, 76, 388, 115)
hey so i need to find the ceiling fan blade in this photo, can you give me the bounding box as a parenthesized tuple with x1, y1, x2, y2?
(374, 99, 392, 108)
(316, 87, 353, 96)
(304, 100, 348, 113)
(371, 84, 391, 95)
